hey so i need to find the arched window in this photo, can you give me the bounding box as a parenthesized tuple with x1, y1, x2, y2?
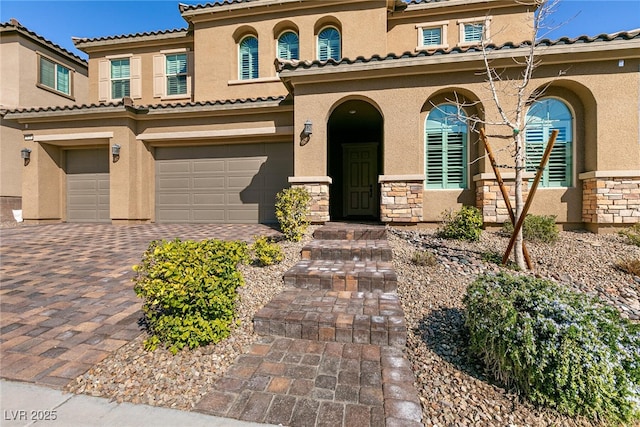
(425, 104, 468, 189)
(318, 27, 340, 61)
(525, 98, 573, 187)
(277, 31, 299, 60)
(239, 36, 258, 80)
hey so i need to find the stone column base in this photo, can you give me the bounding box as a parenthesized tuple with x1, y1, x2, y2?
(288, 176, 331, 224)
(378, 175, 424, 223)
(474, 173, 531, 225)
(581, 172, 640, 228)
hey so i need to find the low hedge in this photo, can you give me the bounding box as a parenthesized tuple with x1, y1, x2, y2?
(464, 273, 640, 425)
(133, 239, 248, 354)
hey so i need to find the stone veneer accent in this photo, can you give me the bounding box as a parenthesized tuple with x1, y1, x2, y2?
(289, 176, 331, 223)
(581, 173, 640, 225)
(379, 175, 424, 223)
(475, 175, 530, 224)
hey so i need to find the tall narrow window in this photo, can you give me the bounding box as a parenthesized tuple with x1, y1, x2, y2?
(110, 59, 130, 99)
(278, 31, 299, 60)
(425, 104, 468, 189)
(39, 56, 71, 95)
(239, 36, 258, 80)
(318, 27, 340, 61)
(525, 98, 573, 187)
(166, 53, 188, 95)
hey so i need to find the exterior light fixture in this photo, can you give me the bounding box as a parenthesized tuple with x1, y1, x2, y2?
(112, 144, 121, 163)
(21, 148, 31, 166)
(23, 134, 34, 141)
(303, 120, 313, 137)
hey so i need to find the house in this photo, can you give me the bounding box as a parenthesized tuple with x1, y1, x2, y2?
(0, 19, 88, 224)
(2, 0, 639, 232)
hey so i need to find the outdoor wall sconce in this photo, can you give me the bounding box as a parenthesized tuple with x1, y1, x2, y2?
(112, 144, 121, 163)
(303, 120, 313, 137)
(21, 148, 31, 166)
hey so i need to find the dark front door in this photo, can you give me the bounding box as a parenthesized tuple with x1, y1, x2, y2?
(343, 143, 378, 217)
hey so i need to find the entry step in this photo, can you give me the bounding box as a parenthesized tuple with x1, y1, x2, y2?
(313, 224, 387, 241)
(301, 239, 392, 262)
(283, 260, 397, 293)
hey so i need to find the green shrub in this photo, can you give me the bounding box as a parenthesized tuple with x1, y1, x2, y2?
(620, 223, 640, 247)
(616, 258, 640, 276)
(437, 205, 483, 241)
(502, 214, 559, 243)
(464, 273, 640, 424)
(275, 186, 311, 242)
(251, 235, 284, 266)
(411, 250, 437, 267)
(133, 239, 248, 354)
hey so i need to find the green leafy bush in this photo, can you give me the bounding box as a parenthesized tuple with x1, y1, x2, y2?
(437, 205, 483, 241)
(411, 250, 437, 267)
(133, 239, 248, 354)
(464, 273, 640, 424)
(251, 235, 284, 266)
(620, 223, 640, 247)
(275, 186, 311, 242)
(502, 214, 559, 243)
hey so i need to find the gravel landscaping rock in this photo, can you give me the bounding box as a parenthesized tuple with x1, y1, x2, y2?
(65, 224, 639, 426)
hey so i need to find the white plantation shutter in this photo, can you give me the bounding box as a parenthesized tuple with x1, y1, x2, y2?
(464, 23, 484, 42)
(153, 54, 165, 98)
(239, 37, 258, 80)
(422, 28, 442, 46)
(98, 59, 110, 101)
(130, 56, 141, 99)
(166, 54, 188, 95)
(278, 32, 299, 60)
(318, 28, 340, 61)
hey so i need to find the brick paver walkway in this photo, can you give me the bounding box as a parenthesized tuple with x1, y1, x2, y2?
(0, 223, 278, 388)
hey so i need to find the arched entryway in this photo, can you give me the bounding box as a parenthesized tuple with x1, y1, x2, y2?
(327, 99, 383, 220)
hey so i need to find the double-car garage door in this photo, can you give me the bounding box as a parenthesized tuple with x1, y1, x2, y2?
(155, 142, 292, 223)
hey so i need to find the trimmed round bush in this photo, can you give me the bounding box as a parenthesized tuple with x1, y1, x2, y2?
(438, 205, 483, 241)
(464, 273, 640, 424)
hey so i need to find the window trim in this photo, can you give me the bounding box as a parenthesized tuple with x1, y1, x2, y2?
(415, 20, 449, 51)
(457, 16, 492, 47)
(424, 104, 469, 189)
(165, 53, 188, 97)
(524, 97, 575, 188)
(36, 52, 74, 99)
(317, 26, 341, 61)
(153, 48, 191, 100)
(277, 30, 300, 60)
(109, 57, 131, 100)
(238, 35, 259, 80)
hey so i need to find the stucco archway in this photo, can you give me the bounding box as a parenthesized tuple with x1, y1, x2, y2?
(327, 99, 383, 220)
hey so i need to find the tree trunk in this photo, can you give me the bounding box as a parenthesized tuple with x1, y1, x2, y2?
(513, 133, 526, 270)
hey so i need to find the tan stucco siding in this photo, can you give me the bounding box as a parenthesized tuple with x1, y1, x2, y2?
(0, 120, 23, 197)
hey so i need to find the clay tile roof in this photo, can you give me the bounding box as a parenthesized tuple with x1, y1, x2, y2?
(2, 96, 290, 117)
(179, 0, 255, 13)
(0, 20, 87, 66)
(276, 30, 640, 72)
(72, 27, 189, 46)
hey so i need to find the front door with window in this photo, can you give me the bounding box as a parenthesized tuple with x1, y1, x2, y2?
(343, 143, 378, 217)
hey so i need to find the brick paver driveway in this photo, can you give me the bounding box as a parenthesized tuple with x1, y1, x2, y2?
(0, 223, 279, 388)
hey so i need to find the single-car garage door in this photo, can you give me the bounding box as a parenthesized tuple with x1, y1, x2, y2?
(155, 142, 292, 223)
(66, 148, 110, 223)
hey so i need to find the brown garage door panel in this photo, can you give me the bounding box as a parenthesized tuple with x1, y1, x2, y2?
(155, 143, 292, 224)
(66, 149, 110, 223)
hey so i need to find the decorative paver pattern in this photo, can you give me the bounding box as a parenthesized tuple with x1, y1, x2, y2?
(284, 260, 397, 293)
(0, 223, 278, 388)
(301, 239, 393, 261)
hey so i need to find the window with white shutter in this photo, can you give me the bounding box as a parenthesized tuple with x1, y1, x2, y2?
(318, 27, 340, 61)
(277, 31, 299, 60)
(525, 98, 573, 187)
(239, 36, 258, 80)
(425, 104, 468, 189)
(165, 53, 188, 95)
(38, 55, 71, 96)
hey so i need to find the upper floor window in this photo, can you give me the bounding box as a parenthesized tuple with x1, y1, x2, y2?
(165, 54, 188, 96)
(39, 56, 70, 95)
(278, 31, 299, 60)
(416, 21, 448, 50)
(525, 98, 573, 187)
(458, 17, 491, 45)
(318, 27, 340, 61)
(425, 104, 468, 189)
(239, 36, 259, 80)
(110, 58, 130, 99)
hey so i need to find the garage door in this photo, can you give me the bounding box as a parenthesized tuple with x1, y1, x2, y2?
(155, 142, 292, 223)
(66, 148, 110, 223)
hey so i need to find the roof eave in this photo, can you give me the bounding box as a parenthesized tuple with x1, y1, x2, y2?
(1, 24, 87, 67)
(73, 29, 190, 51)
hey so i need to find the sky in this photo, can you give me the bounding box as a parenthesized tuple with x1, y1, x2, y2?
(1, 0, 638, 60)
